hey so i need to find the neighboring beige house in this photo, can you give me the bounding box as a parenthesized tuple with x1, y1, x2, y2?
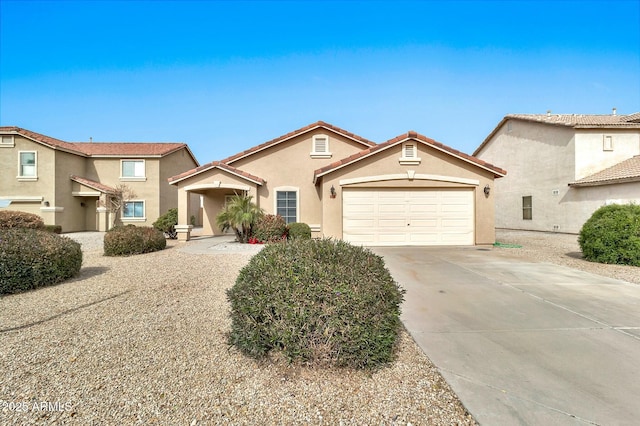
(474, 111, 640, 234)
(0, 126, 199, 232)
(169, 121, 506, 246)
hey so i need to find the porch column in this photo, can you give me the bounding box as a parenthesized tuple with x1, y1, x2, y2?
(176, 186, 192, 241)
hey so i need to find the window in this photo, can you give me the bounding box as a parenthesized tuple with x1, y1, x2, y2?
(522, 196, 532, 220)
(123, 201, 145, 219)
(121, 160, 145, 179)
(310, 134, 331, 158)
(1, 135, 14, 147)
(399, 142, 421, 165)
(19, 151, 37, 179)
(603, 135, 613, 151)
(276, 190, 298, 224)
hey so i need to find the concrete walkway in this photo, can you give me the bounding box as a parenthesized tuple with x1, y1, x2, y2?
(177, 235, 265, 254)
(373, 246, 640, 426)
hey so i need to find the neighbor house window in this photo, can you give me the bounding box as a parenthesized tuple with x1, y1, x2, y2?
(603, 135, 613, 151)
(276, 190, 298, 224)
(123, 200, 145, 219)
(18, 151, 37, 179)
(1, 135, 14, 147)
(399, 142, 421, 165)
(310, 134, 331, 158)
(121, 160, 146, 179)
(522, 196, 532, 220)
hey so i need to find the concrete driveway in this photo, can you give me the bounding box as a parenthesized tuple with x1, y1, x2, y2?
(373, 246, 640, 426)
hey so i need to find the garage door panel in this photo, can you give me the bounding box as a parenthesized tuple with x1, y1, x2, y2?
(343, 189, 474, 246)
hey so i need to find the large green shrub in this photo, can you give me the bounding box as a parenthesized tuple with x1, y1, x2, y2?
(578, 204, 640, 266)
(227, 238, 406, 369)
(0, 228, 82, 294)
(253, 214, 287, 243)
(0, 210, 45, 230)
(153, 208, 178, 239)
(287, 222, 311, 240)
(579, 203, 640, 266)
(104, 225, 166, 256)
(215, 194, 263, 243)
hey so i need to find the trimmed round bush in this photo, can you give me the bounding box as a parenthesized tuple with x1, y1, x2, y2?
(0, 228, 82, 294)
(0, 210, 45, 230)
(253, 214, 287, 243)
(579, 203, 640, 266)
(287, 222, 311, 240)
(227, 238, 406, 369)
(104, 225, 166, 256)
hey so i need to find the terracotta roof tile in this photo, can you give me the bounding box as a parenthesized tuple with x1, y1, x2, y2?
(0, 127, 197, 164)
(506, 112, 640, 128)
(168, 161, 265, 185)
(569, 156, 640, 187)
(314, 131, 506, 182)
(222, 121, 375, 164)
(70, 175, 116, 193)
(73, 142, 188, 156)
(0, 126, 87, 155)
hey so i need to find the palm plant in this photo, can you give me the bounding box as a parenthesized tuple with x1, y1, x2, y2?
(215, 193, 263, 243)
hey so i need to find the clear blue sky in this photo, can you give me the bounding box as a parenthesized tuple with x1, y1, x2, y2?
(1, 0, 639, 163)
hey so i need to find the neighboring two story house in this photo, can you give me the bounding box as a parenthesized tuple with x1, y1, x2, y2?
(474, 111, 640, 234)
(169, 121, 506, 246)
(0, 126, 199, 232)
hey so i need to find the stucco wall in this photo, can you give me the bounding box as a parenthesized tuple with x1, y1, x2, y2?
(319, 141, 498, 244)
(476, 120, 640, 233)
(228, 129, 370, 229)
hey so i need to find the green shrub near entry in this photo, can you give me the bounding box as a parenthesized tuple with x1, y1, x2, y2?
(253, 214, 287, 243)
(579, 203, 640, 266)
(0, 228, 82, 295)
(104, 225, 166, 256)
(45, 225, 62, 234)
(0, 210, 45, 230)
(153, 208, 178, 239)
(227, 238, 406, 369)
(287, 222, 311, 240)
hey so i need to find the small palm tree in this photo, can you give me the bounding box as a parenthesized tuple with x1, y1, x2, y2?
(215, 193, 263, 243)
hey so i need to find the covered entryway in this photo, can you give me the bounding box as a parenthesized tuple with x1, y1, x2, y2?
(342, 188, 475, 246)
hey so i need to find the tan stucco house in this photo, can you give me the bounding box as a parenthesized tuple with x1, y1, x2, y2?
(0, 126, 199, 232)
(474, 111, 640, 234)
(169, 121, 506, 246)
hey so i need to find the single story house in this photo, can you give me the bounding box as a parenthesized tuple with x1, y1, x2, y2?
(169, 121, 506, 246)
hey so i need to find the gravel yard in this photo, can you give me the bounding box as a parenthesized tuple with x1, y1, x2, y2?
(0, 239, 474, 425)
(2, 230, 637, 425)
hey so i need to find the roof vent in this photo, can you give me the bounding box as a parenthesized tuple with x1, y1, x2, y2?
(546, 110, 551, 117)
(612, 107, 617, 116)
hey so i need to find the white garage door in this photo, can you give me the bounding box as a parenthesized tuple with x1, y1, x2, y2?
(343, 189, 475, 246)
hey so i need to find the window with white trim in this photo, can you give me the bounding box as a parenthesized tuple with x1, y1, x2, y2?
(19, 151, 37, 178)
(1, 135, 14, 147)
(310, 134, 331, 158)
(121, 160, 146, 179)
(399, 142, 421, 165)
(603, 135, 613, 151)
(123, 200, 145, 219)
(276, 190, 298, 224)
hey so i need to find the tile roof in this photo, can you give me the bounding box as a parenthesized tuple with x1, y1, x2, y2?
(0, 126, 197, 163)
(221, 121, 376, 164)
(473, 112, 640, 156)
(73, 142, 188, 156)
(70, 175, 116, 194)
(168, 161, 265, 185)
(314, 131, 506, 183)
(0, 126, 87, 156)
(506, 112, 640, 128)
(568, 156, 640, 187)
